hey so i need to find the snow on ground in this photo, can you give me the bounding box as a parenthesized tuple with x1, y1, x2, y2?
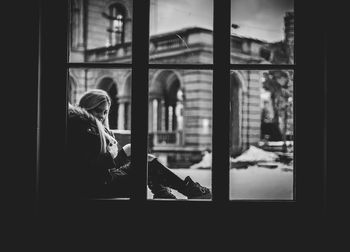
(148, 146, 293, 200)
(231, 145, 279, 163)
(148, 163, 293, 200)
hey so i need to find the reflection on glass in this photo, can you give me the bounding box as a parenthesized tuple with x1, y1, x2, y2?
(147, 69, 212, 200)
(69, 0, 133, 63)
(229, 69, 294, 200)
(149, 0, 213, 64)
(68, 68, 132, 199)
(230, 0, 294, 64)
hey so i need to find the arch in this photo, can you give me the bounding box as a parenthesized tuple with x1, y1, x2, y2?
(119, 73, 132, 130)
(149, 69, 183, 99)
(104, 0, 131, 19)
(103, 1, 130, 45)
(149, 70, 184, 132)
(119, 72, 131, 97)
(230, 71, 244, 156)
(230, 70, 247, 93)
(96, 77, 119, 129)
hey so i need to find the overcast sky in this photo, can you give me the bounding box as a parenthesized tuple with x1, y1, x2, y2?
(150, 0, 294, 42)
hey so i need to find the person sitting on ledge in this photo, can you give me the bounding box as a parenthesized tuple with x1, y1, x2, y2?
(67, 89, 211, 199)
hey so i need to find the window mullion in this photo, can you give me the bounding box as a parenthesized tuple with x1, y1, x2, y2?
(131, 0, 150, 201)
(212, 0, 231, 203)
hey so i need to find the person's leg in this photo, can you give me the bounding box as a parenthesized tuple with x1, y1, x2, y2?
(147, 159, 186, 192)
(120, 143, 211, 199)
(113, 147, 130, 168)
(119, 144, 176, 198)
(148, 159, 212, 199)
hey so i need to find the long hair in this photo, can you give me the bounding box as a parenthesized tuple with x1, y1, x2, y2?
(78, 89, 112, 129)
(68, 105, 108, 155)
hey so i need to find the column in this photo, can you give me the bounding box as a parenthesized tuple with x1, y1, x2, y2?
(176, 103, 183, 130)
(118, 102, 125, 130)
(126, 102, 131, 130)
(168, 106, 173, 132)
(161, 100, 166, 131)
(157, 99, 162, 131)
(152, 99, 158, 132)
(172, 105, 177, 131)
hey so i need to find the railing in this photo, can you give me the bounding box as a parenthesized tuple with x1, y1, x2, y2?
(150, 37, 186, 52)
(86, 42, 132, 62)
(85, 28, 213, 62)
(149, 131, 183, 146)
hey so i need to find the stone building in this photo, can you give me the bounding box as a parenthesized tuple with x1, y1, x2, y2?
(68, 0, 294, 167)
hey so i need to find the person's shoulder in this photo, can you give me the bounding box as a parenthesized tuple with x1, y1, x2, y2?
(68, 106, 95, 124)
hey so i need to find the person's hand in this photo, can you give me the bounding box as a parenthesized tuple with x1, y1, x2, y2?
(122, 143, 131, 157)
(107, 142, 119, 159)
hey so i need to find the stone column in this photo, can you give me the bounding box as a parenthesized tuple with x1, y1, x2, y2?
(152, 99, 158, 132)
(168, 106, 173, 132)
(161, 100, 166, 131)
(126, 102, 131, 130)
(148, 100, 153, 132)
(157, 99, 162, 131)
(172, 105, 177, 131)
(118, 102, 125, 130)
(176, 103, 183, 130)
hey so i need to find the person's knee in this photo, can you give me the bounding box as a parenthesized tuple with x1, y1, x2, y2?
(147, 154, 157, 162)
(122, 143, 131, 157)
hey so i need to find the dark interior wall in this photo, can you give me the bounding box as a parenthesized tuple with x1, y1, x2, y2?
(12, 1, 328, 234)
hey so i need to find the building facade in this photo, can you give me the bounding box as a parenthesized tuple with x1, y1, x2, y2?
(68, 0, 294, 167)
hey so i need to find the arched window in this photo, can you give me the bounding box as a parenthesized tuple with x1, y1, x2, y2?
(104, 3, 126, 46)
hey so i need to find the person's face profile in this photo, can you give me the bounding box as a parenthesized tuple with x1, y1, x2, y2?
(91, 102, 109, 123)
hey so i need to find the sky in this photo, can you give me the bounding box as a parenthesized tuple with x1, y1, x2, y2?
(150, 0, 294, 42)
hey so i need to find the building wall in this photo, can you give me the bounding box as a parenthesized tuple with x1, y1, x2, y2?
(182, 70, 212, 149)
(69, 68, 131, 104)
(68, 2, 293, 166)
(240, 70, 262, 149)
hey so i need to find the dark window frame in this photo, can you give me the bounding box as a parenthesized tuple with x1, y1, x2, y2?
(36, 0, 326, 218)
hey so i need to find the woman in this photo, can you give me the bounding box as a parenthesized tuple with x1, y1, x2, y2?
(68, 89, 211, 199)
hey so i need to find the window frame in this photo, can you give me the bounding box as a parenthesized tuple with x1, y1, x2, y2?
(36, 0, 326, 218)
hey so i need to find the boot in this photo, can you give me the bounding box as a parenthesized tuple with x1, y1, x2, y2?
(179, 176, 212, 199)
(149, 183, 177, 199)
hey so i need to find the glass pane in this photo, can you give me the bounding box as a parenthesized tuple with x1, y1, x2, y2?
(69, 0, 133, 63)
(68, 68, 132, 199)
(147, 69, 212, 200)
(229, 69, 294, 200)
(230, 0, 294, 64)
(149, 0, 213, 64)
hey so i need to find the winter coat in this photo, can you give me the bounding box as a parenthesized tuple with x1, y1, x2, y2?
(67, 106, 132, 199)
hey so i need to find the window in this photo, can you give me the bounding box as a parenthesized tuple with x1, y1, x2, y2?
(37, 0, 326, 216)
(104, 3, 126, 46)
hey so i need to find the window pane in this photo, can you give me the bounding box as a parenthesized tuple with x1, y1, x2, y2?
(69, 0, 133, 63)
(149, 0, 213, 64)
(230, 0, 294, 64)
(147, 69, 212, 200)
(229, 69, 294, 200)
(68, 68, 132, 199)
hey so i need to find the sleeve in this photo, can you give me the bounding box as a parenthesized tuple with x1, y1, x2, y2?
(104, 127, 122, 150)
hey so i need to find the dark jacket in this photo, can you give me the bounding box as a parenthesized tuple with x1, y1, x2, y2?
(67, 106, 132, 199)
